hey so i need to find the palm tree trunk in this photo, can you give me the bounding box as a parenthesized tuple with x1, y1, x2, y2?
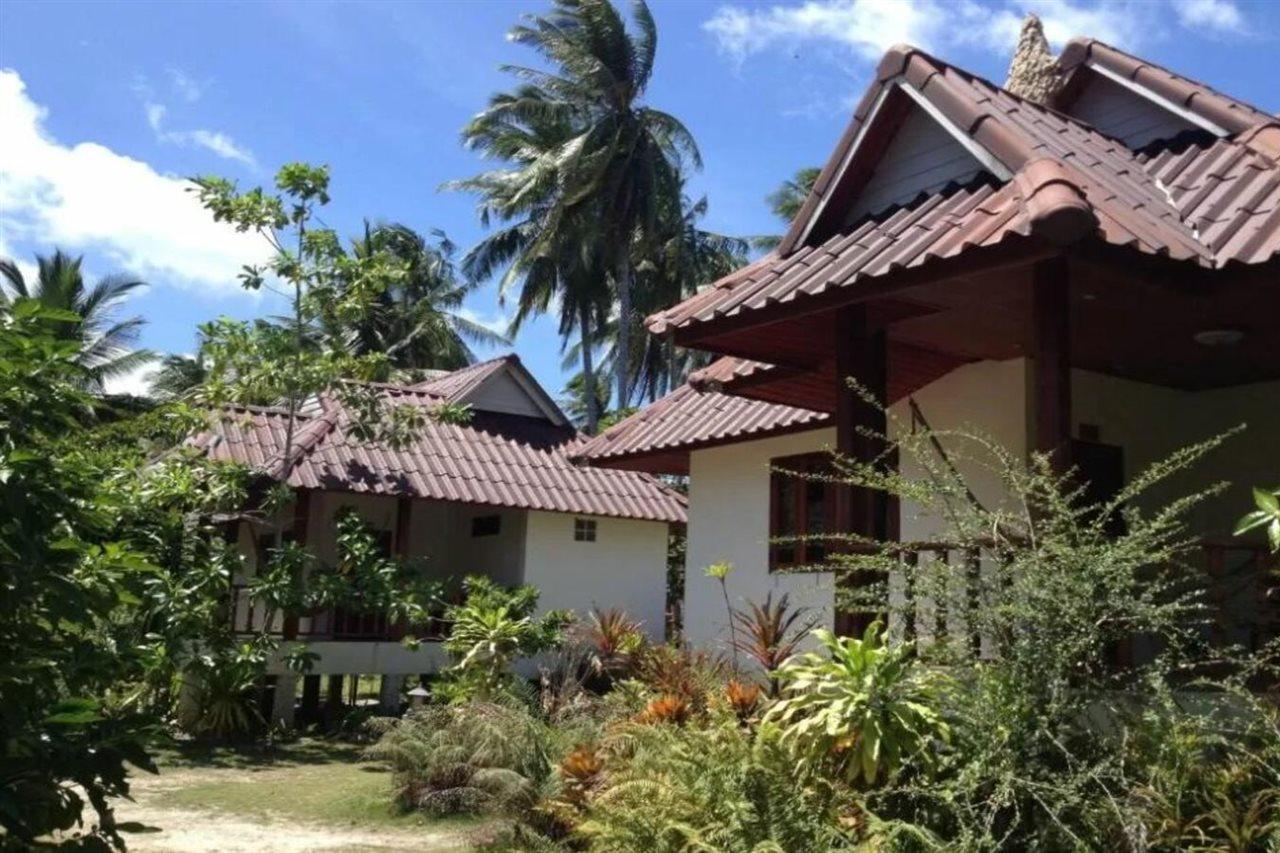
(614, 253, 633, 409)
(579, 303, 600, 435)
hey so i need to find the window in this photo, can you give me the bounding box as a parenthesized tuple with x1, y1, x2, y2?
(574, 518, 597, 542)
(471, 514, 501, 537)
(769, 452, 836, 570)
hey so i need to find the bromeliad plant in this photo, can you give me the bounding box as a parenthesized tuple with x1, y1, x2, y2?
(766, 623, 949, 786)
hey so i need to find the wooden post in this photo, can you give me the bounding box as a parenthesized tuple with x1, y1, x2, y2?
(395, 497, 412, 556)
(833, 304, 889, 636)
(326, 675, 345, 710)
(1031, 257, 1073, 470)
(281, 490, 312, 641)
(300, 674, 321, 722)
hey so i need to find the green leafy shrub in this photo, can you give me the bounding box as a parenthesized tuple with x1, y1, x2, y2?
(766, 623, 949, 786)
(440, 576, 573, 703)
(578, 715, 858, 851)
(817, 404, 1280, 849)
(365, 701, 553, 817)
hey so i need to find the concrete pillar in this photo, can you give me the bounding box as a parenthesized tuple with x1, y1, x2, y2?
(271, 673, 298, 726)
(378, 675, 402, 714)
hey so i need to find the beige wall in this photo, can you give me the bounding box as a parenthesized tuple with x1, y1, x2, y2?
(522, 511, 671, 643)
(685, 427, 840, 651)
(682, 357, 1279, 651)
(242, 492, 672, 673)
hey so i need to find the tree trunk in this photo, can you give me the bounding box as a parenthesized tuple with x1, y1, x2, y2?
(579, 303, 600, 435)
(614, 253, 633, 410)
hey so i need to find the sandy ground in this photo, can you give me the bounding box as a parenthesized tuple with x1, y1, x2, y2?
(113, 767, 484, 853)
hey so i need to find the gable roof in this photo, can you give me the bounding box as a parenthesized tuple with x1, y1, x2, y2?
(648, 42, 1279, 340)
(191, 373, 685, 523)
(1057, 39, 1277, 143)
(572, 370, 826, 475)
(412, 354, 568, 424)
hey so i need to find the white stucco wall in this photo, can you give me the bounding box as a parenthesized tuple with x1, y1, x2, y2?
(521, 511, 671, 643)
(681, 356, 1278, 651)
(684, 428, 840, 652)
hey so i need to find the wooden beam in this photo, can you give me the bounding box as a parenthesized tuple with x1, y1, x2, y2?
(833, 304, 889, 636)
(1031, 256, 1073, 469)
(395, 496, 412, 559)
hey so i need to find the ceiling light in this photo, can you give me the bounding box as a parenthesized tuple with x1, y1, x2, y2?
(1193, 329, 1244, 347)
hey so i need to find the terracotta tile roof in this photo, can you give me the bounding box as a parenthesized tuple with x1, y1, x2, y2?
(191, 385, 686, 523)
(572, 369, 827, 472)
(1058, 39, 1276, 139)
(1140, 137, 1280, 266)
(411, 355, 513, 400)
(647, 43, 1279, 338)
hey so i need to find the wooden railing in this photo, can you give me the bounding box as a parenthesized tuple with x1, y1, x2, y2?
(228, 584, 452, 642)
(889, 538, 1276, 659)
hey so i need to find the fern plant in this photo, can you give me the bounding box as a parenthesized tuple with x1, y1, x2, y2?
(365, 701, 552, 816)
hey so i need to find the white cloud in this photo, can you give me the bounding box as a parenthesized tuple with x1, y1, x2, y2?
(704, 0, 1155, 63)
(1172, 0, 1245, 33)
(103, 360, 160, 397)
(143, 100, 257, 168)
(167, 68, 204, 103)
(0, 69, 267, 293)
(457, 305, 511, 337)
(704, 0, 942, 61)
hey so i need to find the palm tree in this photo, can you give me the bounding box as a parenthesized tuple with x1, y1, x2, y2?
(629, 193, 747, 403)
(0, 249, 152, 389)
(456, 0, 699, 410)
(152, 352, 208, 400)
(454, 88, 612, 433)
(756, 166, 821, 250)
(341, 223, 508, 376)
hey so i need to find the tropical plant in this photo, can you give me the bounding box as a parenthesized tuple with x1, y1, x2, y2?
(1238, 485, 1280, 553)
(723, 679, 762, 721)
(634, 643, 727, 712)
(455, 0, 699, 412)
(341, 222, 507, 374)
(192, 163, 434, 474)
(365, 701, 553, 816)
(578, 715, 858, 851)
(1, 248, 153, 388)
(177, 646, 266, 740)
(730, 592, 816, 692)
(766, 624, 950, 786)
(0, 302, 157, 847)
(441, 576, 572, 702)
(754, 165, 820, 249)
(582, 606, 646, 681)
(151, 350, 208, 400)
(624, 191, 747, 403)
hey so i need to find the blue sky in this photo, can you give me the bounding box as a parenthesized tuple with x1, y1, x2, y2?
(2, 0, 1277, 400)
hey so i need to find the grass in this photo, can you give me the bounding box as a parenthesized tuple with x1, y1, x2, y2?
(146, 737, 482, 833)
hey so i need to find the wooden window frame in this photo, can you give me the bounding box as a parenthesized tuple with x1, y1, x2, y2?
(471, 514, 502, 538)
(573, 517, 597, 542)
(769, 452, 837, 571)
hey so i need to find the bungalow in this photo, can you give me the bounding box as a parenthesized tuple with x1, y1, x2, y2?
(576, 38, 1279, 655)
(193, 355, 685, 722)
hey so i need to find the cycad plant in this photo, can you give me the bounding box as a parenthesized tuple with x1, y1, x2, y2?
(1, 249, 152, 389)
(365, 701, 552, 816)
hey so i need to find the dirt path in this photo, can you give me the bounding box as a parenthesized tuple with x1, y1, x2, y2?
(114, 761, 488, 852)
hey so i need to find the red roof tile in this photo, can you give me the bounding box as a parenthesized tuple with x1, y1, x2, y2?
(191, 385, 686, 523)
(647, 42, 1278, 339)
(572, 371, 827, 473)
